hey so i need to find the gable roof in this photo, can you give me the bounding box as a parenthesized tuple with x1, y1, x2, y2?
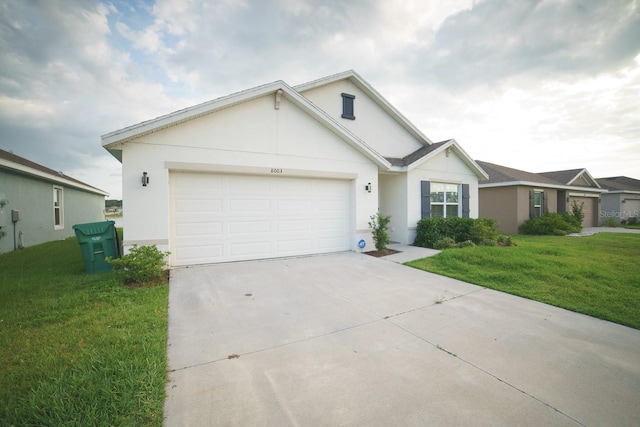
(294, 70, 433, 146)
(101, 80, 392, 169)
(0, 148, 108, 196)
(596, 176, 640, 192)
(476, 161, 605, 192)
(539, 168, 600, 188)
(387, 140, 489, 179)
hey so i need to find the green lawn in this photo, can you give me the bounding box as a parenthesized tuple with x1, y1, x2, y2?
(0, 236, 168, 426)
(407, 233, 640, 329)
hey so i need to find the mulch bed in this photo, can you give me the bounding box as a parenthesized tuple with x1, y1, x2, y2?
(364, 248, 401, 258)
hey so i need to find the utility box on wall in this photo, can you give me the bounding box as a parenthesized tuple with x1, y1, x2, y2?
(0, 193, 7, 227)
(11, 210, 21, 222)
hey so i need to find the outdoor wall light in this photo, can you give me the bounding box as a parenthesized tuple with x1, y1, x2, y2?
(142, 172, 149, 187)
(365, 183, 372, 193)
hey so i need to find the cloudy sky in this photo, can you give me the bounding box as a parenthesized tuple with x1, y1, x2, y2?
(1, 0, 639, 199)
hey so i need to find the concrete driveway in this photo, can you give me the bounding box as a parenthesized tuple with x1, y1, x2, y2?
(163, 251, 640, 426)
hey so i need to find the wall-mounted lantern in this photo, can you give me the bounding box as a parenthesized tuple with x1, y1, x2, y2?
(142, 172, 149, 187)
(365, 183, 372, 193)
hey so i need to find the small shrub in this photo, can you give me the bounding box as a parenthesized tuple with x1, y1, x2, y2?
(468, 218, 498, 244)
(479, 239, 497, 246)
(433, 237, 458, 250)
(107, 244, 170, 286)
(369, 212, 391, 251)
(627, 217, 639, 226)
(497, 235, 516, 247)
(519, 213, 581, 235)
(458, 240, 476, 248)
(601, 217, 619, 227)
(570, 200, 585, 225)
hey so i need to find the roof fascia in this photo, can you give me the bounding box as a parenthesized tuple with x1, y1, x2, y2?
(101, 78, 391, 169)
(101, 81, 286, 147)
(0, 158, 108, 196)
(479, 180, 608, 193)
(405, 139, 489, 180)
(294, 70, 433, 146)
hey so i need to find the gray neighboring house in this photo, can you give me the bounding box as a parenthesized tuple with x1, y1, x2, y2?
(0, 148, 108, 253)
(596, 176, 640, 223)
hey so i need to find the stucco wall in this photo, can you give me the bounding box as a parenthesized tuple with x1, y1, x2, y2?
(299, 81, 424, 158)
(378, 173, 408, 243)
(479, 186, 519, 234)
(121, 93, 380, 255)
(0, 170, 104, 254)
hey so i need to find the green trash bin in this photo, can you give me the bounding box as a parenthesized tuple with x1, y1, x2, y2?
(73, 220, 120, 274)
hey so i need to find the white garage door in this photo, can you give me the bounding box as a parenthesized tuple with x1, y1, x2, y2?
(170, 172, 352, 266)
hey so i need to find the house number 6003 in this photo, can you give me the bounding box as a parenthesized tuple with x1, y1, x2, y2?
(270, 168, 283, 174)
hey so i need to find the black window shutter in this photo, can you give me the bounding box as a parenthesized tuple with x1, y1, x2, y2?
(341, 93, 355, 120)
(529, 190, 535, 218)
(543, 192, 548, 214)
(462, 184, 470, 218)
(421, 181, 431, 218)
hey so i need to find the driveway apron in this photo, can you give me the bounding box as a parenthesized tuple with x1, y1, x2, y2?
(163, 252, 640, 426)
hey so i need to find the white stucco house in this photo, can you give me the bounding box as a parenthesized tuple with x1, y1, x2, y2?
(102, 70, 487, 266)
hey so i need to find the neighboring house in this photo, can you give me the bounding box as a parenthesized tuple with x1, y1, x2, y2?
(596, 176, 640, 222)
(102, 70, 487, 266)
(0, 148, 108, 253)
(477, 161, 606, 233)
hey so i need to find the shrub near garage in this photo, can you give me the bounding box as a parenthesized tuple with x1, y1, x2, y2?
(107, 244, 170, 286)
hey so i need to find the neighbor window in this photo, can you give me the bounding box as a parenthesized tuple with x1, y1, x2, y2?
(529, 190, 546, 218)
(341, 93, 355, 120)
(53, 186, 63, 229)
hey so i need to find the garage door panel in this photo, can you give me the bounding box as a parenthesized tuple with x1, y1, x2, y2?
(229, 221, 271, 234)
(171, 172, 351, 265)
(276, 199, 313, 212)
(277, 239, 313, 252)
(229, 199, 271, 213)
(177, 244, 223, 261)
(229, 241, 272, 257)
(176, 199, 223, 213)
(176, 222, 223, 236)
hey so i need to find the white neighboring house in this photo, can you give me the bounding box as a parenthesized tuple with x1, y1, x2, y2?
(102, 70, 487, 266)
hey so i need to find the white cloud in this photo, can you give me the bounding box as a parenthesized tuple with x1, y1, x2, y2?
(1, 0, 639, 201)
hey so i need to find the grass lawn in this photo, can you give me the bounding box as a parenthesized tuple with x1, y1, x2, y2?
(407, 233, 640, 329)
(0, 236, 168, 426)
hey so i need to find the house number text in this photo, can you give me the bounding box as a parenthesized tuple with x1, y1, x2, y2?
(270, 168, 283, 174)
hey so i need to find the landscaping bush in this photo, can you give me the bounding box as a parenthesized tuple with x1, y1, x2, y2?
(414, 217, 499, 248)
(468, 218, 498, 244)
(601, 217, 619, 227)
(368, 212, 391, 251)
(627, 217, 639, 226)
(433, 237, 458, 249)
(571, 200, 585, 225)
(458, 240, 476, 248)
(497, 235, 516, 247)
(107, 244, 170, 286)
(519, 212, 581, 236)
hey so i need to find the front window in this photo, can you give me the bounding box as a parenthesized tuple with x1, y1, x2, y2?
(430, 183, 459, 218)
(53, 186, 63, 229)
